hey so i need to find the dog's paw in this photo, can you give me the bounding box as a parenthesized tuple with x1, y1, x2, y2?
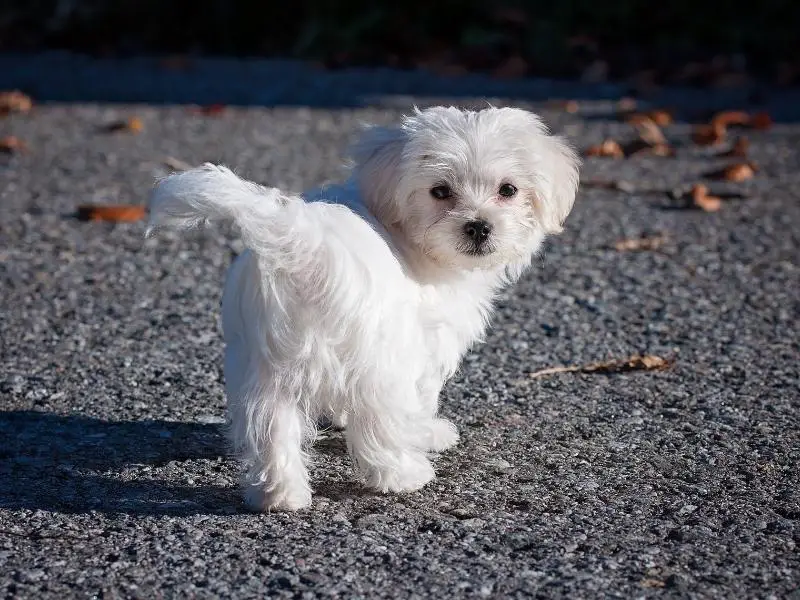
(243, 483, 312, 512)
(424, 418, 459, 452)
(363, 451, 435, 493)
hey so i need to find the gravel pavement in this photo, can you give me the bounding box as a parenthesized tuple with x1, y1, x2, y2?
(1, 56, 799, 598)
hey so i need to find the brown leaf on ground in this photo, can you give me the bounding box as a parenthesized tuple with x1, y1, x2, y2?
(645, 109, 673, 126)
(705, 162, 756, 182)
(750, 111, 773, 130)
(581, 179, 637, 193)
(0, 136, 29, 153)
(614, 234, 668, 251)
(640, 579, 667, 589)
(104, 117, 144, 134)
(584, 139, 624, 158)
(690, 184, 722, 212)
(76, 205, 147, 222)
(530, 354, 673, 378)
(720, 136, 749, 157)
(648, 143, 676, 157)
(188, 104, 226, 116)
(626, 114, 667, 145)
(692, 123, 726, 146)
(625, 140, 675, 157)
(548, 100, 579, 113)
(163, 156, 193, 172)
(711, 110, 750, 130)
(0, 90, 33, 115)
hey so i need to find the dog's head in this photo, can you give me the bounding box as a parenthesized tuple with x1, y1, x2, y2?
(350, 106, 580, 272)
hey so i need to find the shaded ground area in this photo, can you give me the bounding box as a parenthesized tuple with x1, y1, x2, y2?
(0, 64, 798, 597)
(3, 1, 800, 85)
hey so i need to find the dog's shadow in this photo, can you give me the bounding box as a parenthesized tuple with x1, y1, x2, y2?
(0, 409, 245, 516)
(0, 410, 393, 516)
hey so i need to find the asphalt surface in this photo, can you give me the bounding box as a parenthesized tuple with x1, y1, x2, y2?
(1, 57, 799, 599)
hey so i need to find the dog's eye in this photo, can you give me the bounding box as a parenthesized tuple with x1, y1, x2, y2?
(430, 185, 453, 200)
(498, 183, 518, 198)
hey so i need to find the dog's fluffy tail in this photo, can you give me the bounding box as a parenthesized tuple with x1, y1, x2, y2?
(146, 163, 394, 284)
(146, 163, 301, 249)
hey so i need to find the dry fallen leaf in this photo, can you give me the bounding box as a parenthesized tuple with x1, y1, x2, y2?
(711, 110, 750, 130)
(0, 90, 33, 115)
(581, 179, 637, 193)
(720, 136, 749, 157)
(649, 143, 676, 157)
(691, 184, 722, 212)
(163, 156, 193, 172)
(549, 100, 579, 113)
(530, 354, 673, 378)
(0, 136, 29, 153)
(706, 162, 756, 182)
(585, 139, 624, 158)
(750, 111, 773, 130)
(104, 117, 144, 133)
(188, 104, 226, 116)
(695, 110, 771, 147)
(692, 124, 725, 146)
(76, 205, 147, 222)
(614, 234, 668, 251)
(645, 109, 673, 127)
(640, 579, 666, 589)
(625, 140, 675, 157)
(627, 114, 667, 145)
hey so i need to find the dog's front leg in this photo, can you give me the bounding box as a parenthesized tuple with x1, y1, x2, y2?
(416, 374, 460, 452)
(344, 382, 436, 493)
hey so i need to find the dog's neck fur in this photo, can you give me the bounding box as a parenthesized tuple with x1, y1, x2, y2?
(385, 221, 506, 287)
(304, 179, 525, 330)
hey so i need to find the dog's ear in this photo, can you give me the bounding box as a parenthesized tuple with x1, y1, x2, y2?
(497, 107, 580, 235)
(535, 133, 580, 235)
(349, 125, 407, 225)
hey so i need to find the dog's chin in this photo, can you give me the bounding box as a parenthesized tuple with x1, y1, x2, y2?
(425, 244, 517, 273)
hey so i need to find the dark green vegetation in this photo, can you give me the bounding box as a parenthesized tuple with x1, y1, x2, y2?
(3, 1, 798, 82)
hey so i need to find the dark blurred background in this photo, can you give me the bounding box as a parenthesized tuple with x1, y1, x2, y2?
(2, 0, 799, 87)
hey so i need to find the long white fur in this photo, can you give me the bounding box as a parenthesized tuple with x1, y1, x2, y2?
(146, 106, 580, 511)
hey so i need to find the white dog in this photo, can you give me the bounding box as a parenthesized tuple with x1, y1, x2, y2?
(146, 106, 579, 511)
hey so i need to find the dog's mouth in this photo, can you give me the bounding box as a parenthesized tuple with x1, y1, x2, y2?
(456, 241, 496, 257)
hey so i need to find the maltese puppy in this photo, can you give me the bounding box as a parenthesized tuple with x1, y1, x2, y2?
(147, 106, 579, 511)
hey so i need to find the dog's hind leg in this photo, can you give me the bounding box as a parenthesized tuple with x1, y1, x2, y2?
(245, 402, 313, 512)
(236, 392, 313, 512)
(224, 345, 313, 512)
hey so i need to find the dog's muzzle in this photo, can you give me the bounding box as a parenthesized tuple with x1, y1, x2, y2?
(461, 219, 494, 255)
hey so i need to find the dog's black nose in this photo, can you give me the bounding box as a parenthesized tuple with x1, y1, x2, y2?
(463, 220, 492, 245)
